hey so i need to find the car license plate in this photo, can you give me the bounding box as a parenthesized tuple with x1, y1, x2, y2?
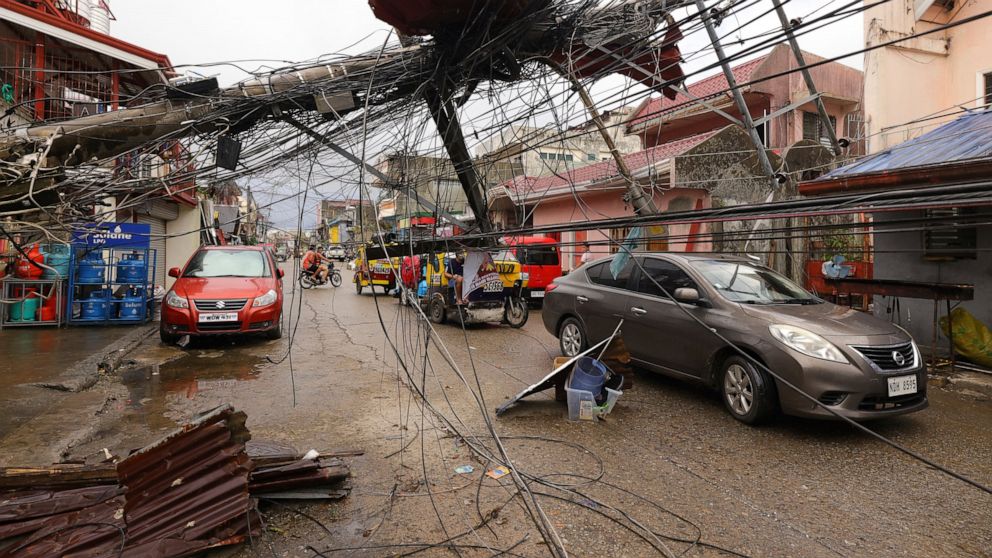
(887, 374, 917, 397)
(531, 291, 545, 298)
(198, 312, 239, 323)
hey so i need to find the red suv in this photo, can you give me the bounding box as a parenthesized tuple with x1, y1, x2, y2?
(160, 246, 284, 343)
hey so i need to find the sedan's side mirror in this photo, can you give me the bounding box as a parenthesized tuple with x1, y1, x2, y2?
(674, 287, 701, 304)
(168, 267, 181, 278)
(277, 269, 285, 278)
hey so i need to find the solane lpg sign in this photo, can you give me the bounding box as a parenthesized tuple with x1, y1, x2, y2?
(72, 223, 151, 248)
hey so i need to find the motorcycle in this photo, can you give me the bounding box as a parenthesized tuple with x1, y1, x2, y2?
(299, 263, 342, 289)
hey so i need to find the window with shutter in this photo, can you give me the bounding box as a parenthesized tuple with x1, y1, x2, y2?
(924, 208, 977, 260)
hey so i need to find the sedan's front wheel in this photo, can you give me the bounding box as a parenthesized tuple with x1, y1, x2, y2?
(720, 355, 776, 425)
(558, 317, 586, 357)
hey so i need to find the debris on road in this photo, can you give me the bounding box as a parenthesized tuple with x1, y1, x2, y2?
(486, 466, 510, 480)
(496, 332, 631, 418)
(454, 465, 474, 475)
(0, 405, 354, 557)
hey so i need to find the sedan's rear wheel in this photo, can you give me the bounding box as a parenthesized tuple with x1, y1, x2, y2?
(720, 355, 775, 425)
(558, 317, 586, 357)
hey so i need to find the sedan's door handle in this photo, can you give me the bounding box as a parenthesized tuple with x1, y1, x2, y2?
(576, 296, 589, 303)
(631, 307, 647, 315)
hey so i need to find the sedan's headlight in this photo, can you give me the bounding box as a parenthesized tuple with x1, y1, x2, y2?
(769, 324, 848, 363)
(165, 290, 188, 309)
(252, 289, 278, 308)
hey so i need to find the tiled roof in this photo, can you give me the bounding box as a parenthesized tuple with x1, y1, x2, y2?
(495, 129, 719, 203)
(628, 56, 767, 129)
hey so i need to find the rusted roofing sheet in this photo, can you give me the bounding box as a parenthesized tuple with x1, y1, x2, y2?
(117, 405, 256, 557)
(0, 405, 257, 558)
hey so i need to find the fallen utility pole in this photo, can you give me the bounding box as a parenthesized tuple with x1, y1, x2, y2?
(696, 0, 779, 192)
(771, 0, 843, 156)
(281, 114, 471, 230)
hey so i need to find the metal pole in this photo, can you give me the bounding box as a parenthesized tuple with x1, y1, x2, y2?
(695, 0, 779, 192)
(771, 0, 843, 156)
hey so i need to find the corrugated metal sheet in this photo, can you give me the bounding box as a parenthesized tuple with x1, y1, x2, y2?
(0, 405, 257, 558)
(825, 110, 992, 178)
(116, 405, 256, 557)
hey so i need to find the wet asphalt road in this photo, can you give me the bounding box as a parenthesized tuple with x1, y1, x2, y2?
(2, 267, 990, 557)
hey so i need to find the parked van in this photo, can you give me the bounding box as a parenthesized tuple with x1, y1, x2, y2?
(503, 236, 561, 305)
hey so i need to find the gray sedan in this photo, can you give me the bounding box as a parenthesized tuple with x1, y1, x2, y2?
(542, 253, 927, 424)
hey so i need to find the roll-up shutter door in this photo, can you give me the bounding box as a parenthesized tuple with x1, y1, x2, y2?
(135, 215, 167, 288)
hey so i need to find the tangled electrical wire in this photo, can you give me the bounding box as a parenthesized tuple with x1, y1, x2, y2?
(2, 0, 992, 556)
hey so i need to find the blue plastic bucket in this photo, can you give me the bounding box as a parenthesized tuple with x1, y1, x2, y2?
(570, 357, 607, 398)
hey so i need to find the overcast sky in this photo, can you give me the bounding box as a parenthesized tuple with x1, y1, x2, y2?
(110, 1, 865, 231)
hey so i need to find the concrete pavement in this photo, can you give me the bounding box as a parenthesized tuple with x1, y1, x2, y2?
(1, 268, 990, 556)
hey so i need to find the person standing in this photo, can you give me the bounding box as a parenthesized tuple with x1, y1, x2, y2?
(580, 242, 592, 266)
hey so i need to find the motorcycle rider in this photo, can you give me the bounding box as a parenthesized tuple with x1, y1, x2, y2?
(302, 244, 331, 283)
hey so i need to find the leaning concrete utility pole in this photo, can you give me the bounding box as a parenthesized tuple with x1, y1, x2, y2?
(695, 0, 779, 192)
(549, 62, 660, 216)
(771, 0, 843, 156)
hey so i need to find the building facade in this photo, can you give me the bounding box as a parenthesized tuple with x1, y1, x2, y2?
(491, 44, 864, 272)
(801, 109, 992, 346)
(0, 0, 202, 290)
(477, 108, 641, 179)
(863, 0, 992, 153)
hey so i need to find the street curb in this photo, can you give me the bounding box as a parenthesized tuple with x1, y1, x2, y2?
(29, 324, 157, 392)
(947, 371, 992, 400)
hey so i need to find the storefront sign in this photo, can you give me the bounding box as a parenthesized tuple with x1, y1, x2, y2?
(72, 223, 151, 248)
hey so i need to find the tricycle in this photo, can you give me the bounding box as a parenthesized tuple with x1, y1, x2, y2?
(414, 249, 529, 328)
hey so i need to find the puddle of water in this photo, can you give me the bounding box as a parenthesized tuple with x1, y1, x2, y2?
(120, 352, 264, 428)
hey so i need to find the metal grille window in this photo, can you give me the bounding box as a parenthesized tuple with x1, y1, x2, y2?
(802, 111, 836, 145)
(984, 72, 992, 107)
(924, 208, 977, 260)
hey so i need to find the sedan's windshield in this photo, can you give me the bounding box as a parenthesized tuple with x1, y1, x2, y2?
(183, 250, 270, 278)
(690, 260, 821, 305)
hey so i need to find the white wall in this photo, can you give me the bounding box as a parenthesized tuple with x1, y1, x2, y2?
(164, 203, 201, 290)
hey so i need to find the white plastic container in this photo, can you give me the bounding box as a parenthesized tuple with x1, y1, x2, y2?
(565, 371, 622, 421)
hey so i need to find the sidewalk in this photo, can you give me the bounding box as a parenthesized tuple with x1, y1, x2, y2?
(0, 324, 154, 463)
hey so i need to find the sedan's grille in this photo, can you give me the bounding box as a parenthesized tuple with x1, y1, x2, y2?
(197, 322, 242, 332)
(193, 298, 248, 312)
(858, 393, 926, 411)
(851, 342, 915, 371)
